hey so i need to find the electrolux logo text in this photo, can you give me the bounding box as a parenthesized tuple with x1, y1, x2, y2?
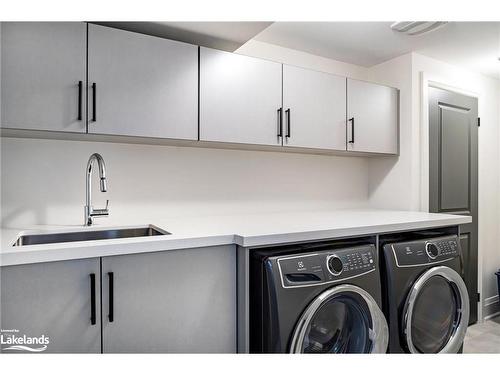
(1, 329, 50, 352)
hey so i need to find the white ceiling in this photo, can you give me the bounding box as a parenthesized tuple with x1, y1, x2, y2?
(253, 22, 500, 78)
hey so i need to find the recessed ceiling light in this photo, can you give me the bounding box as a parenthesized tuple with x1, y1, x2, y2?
(391, 21, 448, 36)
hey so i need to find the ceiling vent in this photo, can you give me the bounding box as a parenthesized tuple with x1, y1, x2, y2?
(390, 21, 448, 36)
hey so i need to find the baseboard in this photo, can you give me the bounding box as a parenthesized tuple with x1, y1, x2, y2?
(483, 295, 500, 320)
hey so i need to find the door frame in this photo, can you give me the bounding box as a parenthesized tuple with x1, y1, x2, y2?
(419, 71, 482, 321)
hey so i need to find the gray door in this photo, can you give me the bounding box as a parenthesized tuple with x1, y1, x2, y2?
(429, 86, 478, 324)
(87, 24, 198, 139)
(346, 79, 399, 154)
(199, 47, 283, 146)
(101, 246, 236, 353)
(0, 259, 101, 353)
(1, 22, 86, 132)
(282, 65, 346, 150)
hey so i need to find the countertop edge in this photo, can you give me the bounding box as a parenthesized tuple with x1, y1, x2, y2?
(0, 214, 471, 267)
(238, 217, 472, 247)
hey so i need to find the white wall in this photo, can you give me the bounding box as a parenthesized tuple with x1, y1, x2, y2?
(364, 53, 419, 210)
(0, 137, 369, 228)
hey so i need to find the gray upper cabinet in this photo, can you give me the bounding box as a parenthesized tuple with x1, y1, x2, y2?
(87, 24, 198, 139)
(199, 47, 282, 146)
(282, 65, 347, 150)
(347, 79, 399, 154)
(1, 259, 101, 353)
(101, 246, 236, 353)
(1, 23, 399, 156)
(0, 22, 86, 132)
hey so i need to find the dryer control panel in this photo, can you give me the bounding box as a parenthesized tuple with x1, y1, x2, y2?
(387, 235, 461, 267)
(276, 244, 376, 288)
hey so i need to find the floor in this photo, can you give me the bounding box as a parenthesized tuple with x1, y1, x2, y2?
(464, 315, 500, 353)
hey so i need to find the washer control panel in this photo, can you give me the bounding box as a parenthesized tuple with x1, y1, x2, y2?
(387, 235, 460, 267)
(276, 244, 376, 288)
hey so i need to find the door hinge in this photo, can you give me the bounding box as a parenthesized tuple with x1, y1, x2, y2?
(477, 117, 480, 127)
(477, 292, 481, 302)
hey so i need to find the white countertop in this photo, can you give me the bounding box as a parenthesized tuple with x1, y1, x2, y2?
(0, 209, 471, 266)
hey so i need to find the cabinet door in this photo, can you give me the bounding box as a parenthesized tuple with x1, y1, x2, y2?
(0, 22, 86, 132)
(1, 259, 101, 353)
(87, 24, 198, 139)
(101, 246, 236, 353)
(200, 47, 282, 146)
(283, 65, 346, 150)
(347, 79, 399, 154)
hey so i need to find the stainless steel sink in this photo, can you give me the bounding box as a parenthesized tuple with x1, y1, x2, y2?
(13, 226, 170, 246)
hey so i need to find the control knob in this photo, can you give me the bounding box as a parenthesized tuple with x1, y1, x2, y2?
(425, 242, 440, 259)
(327, 255, 343, 276)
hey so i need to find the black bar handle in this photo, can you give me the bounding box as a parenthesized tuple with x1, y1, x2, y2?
(90, 273, 96, 325)
(108, 272, 114, 322)
(277, 107, 283, 137)
(77, 81, 83, 121)
(348, 117, 355, 143)
(285, 108, 291, 138)
(92, 83, 97, 122)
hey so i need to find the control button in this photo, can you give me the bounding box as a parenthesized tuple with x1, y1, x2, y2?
(327, 255, 343, 276)
(425, 242, 440, 259)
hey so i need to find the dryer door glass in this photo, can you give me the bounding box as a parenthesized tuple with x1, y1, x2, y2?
(403, 266, 470, 354)
(410, 275, 459, 353)
(300, 292, 372, 353)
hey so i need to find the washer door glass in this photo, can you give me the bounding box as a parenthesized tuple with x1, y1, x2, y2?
(410, 275, 460, 353)
(301, 292, 372, 353)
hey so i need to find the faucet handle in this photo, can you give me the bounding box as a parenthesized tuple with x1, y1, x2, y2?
(105, 199, 109, 210)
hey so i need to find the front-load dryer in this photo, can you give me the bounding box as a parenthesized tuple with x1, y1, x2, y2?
(381, 235, 469, 353)
(249, 240, 388, 353)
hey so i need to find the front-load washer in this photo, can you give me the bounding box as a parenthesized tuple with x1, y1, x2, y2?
(380, 235, 470, 353)
(249, 240, 389, 353)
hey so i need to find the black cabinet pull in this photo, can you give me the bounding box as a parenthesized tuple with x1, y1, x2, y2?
(277, 107, 283, 137)
(90, 273, 96, 325)
(77, 81, 83, 121)
(348, 117, 355, 143)
(108, 272, 114, 322)
(285, 108, 291, 138)
(91, 83, 97, 122)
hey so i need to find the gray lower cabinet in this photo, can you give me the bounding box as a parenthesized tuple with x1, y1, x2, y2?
(1, 246, 237, 353)
(0, 22, 87, 132)
(87, 24, 198, 139)
(0, 258, 101, 353)
(101, 246, 236, 353)
(347, 78, 399, 154)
